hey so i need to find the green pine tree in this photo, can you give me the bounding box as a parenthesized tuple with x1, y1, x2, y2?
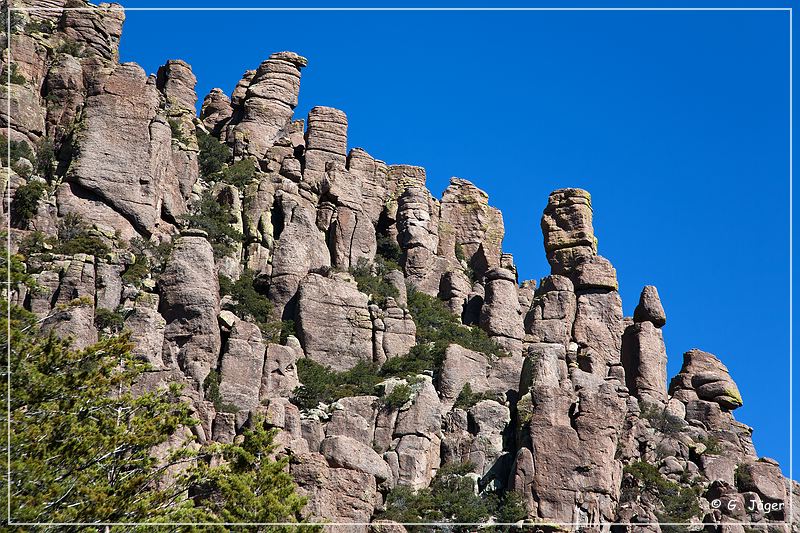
(0, 236, 313, 531)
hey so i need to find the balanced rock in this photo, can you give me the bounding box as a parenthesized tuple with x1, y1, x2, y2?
(633, 285, 667, 327)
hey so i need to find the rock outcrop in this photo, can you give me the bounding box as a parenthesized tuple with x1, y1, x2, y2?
(5, 7, 793, 532)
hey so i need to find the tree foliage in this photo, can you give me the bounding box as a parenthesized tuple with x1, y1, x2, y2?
(622, 461, 701, 532)
(2, 297, 312, 529)
(380, 462, 527, 532)
(11, 180, 45, 228)
(183, 190, 243, 258)
(350, 257, 399, 308)
(197, 130, 230, 178)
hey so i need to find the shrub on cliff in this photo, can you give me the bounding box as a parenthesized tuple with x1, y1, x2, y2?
(380, 461, 527, 531)
(218, 158, 258, 188)
(197, 129, 231, 177)
(293, 358, 382, 409)
(183, 190, 243, 257)
(122, 237, 174, 287)
(11, 180, 45, 228)
(622, 461, 701, 531)
(54, 213, 110, 256)
(219, 269, 274, 327)
(350, 257, 399, 308)
(407, 288, 505, 357)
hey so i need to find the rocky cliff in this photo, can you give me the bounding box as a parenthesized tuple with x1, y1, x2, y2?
(3, 2, 798, 531)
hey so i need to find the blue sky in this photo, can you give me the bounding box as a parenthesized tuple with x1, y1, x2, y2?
(117, 2, 794, 475)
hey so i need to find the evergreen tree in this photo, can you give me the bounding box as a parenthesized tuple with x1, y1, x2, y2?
(0, 240, 312, 531)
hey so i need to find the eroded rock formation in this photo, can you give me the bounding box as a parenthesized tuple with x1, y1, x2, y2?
(5, 4, 795, 532)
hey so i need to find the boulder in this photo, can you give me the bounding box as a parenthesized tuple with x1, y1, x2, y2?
(260, 342, 301, 399)
(200, 88, 233, 136)
(67, 62, 187, 237)
(669, 349, 743, 410)
(303, 106, 348, 193)
(479, 267, 524, 353)
(320, 435, 393, 484)
(633, 285, 667, 327)
(439, 344, 489, 409)
(524, 274, 576, 347)
(438, 177, 505, 279)
(326, 396, 379, 446)
(295, 273, 373, 371)
(572, 289, 624, 376)
(541, 188, 596, 275)
(738, 460, 787, 504)
(621, 321, 668, 405)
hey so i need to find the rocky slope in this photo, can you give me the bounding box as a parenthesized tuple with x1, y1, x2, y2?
(3, 2, 798, 531)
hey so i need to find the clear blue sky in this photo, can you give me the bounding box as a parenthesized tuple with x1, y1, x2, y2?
(116, 1, 794, 476)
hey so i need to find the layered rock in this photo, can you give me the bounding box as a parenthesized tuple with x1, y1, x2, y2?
(669, 348, 744, 410)
(227, 52, 307, 158)
(438, 177, 505, 279)
(479, 266, 524, 354)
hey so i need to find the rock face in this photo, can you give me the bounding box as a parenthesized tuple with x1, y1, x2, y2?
(295, 273, 373, 372)
(6, 10, 793, 532)
(159, 235, 221, 386)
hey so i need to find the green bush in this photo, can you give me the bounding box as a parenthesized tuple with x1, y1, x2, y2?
(218, 158, 258, 188)
(640, 403, 685, 435)
(454, 382, 496, 410)
(376, 233, 402, 270)
(36, 137, 55, 179)
(379, 343, 443, 379)
(262, 318, 295, 345)
(17, 230, 52, 257)
(408, 288, 505, 357)
(57, 38, 83, 57)
(24, 19, 54, 34)
(1, 133, 35, 167)
(697, 435, 724, 455)
(94, 307, 126, 335)
(122, 237, 173, 287)
(381, 383, 411, 409)
(623, 461, 701, 531)
(197, 130, 230, 178)
(454, 243, 466, 262)
(219, 269, 297, 343)
(54, 213, 110, 257)
(292, 359, 383, 410)
(183, 190, 243, 258)
(11, 180, 45, 227)
(3, 62, 26, 85)
(219, 270, 273, 325)
(168, 118, 188, 144)
(380, 461, 526, 532)
(735, 464, 753, 492)
(203, 369, 222, 410)
(196, 131, 256, 187)
(351, 258, 399, 307)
